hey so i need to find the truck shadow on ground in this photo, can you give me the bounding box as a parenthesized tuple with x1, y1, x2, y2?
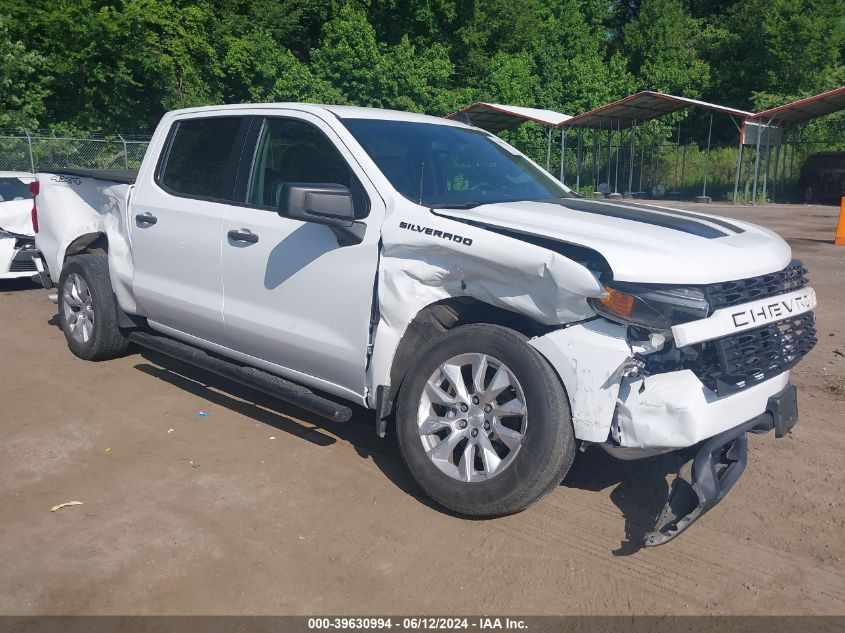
(62, 337, 686, 556)
(132, 348, 428, 506)
(562, 448, 688, 556)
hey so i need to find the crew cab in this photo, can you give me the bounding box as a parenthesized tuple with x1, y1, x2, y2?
(30, 104, 817, 545)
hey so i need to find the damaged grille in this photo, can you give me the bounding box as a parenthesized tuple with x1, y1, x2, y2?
(705, 259, 808, 311)
(694, 313, 816, 396)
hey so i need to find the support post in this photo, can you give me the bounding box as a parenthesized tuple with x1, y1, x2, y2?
(700, 113, 713, 201)
(613, 120, 621, 194)
(606, 124, 612, 188)
(650, 127, 657, 190)
(593, 124, 600, 189)
(560, 127, 567, 183)
(771, 137, 781, 196)
(761, 118, 776, 202)
(118, 133, 129, 169)
(751, 117, 771, 205)
(22, 128, 35, 174)
(654, 130, 661, 194)
(674, 120, 682, 190)
(788, 128, 796, 182)
(733, 120, 744, 204)
(576, 129, 583, 190)
(638, 122, 645, 193)
(545, 127, 552, 172)
(626, 119, 636, 196)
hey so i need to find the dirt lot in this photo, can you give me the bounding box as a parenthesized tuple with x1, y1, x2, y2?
(0, 202, 843, 616)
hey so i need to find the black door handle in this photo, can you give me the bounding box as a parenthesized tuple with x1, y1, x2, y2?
(136, 212, 157, 226)
(227, 229, 259, 244)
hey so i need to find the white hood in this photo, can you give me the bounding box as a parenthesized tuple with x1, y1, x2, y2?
(0, 199, 34, 236)
(435, 198, 791, 285)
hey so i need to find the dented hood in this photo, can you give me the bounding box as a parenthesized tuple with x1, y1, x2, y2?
(435, 198, 792, 285)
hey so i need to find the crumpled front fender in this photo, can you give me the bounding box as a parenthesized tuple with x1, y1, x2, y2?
(528, 319, 632, 443)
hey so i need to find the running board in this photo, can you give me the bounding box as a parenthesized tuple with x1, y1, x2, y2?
(128, 331, 353, 423)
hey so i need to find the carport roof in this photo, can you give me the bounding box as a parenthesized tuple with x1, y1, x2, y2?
(748, 86, 845, 125)
(560, 91, 753, 129)
(448, 102, 571, 133)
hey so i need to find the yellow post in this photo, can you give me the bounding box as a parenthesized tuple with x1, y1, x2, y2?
(837, 196, 845, 245)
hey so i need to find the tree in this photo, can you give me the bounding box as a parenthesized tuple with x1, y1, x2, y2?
(623, 0, 710, 97)
(704, 0, 845, 109)
(0, 17, 50, 129)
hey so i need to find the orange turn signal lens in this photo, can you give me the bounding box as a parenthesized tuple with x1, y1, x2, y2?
(598, 287, 635, 317)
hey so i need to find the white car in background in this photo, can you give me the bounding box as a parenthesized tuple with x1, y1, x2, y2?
(0, 171, 39, 280)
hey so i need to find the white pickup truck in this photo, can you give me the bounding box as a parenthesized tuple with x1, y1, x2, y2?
(31, 104, 817, 545)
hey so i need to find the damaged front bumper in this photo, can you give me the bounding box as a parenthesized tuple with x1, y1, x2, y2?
(0, 234, 41, 280)
(643, 382, 799, 546)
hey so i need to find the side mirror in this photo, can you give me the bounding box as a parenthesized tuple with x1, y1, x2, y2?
(277, 182, 355, 227)
(277, 182, 364, 246)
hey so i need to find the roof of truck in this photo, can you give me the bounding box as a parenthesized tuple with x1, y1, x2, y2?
(168, 103, 469, 128)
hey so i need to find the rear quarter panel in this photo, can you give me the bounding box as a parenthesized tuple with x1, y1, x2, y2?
(35, 174, 137, 313)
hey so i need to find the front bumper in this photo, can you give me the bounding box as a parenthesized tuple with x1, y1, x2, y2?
(643, 383, 798, 546)
(0, 236, 40, 280)
(611, 367, 791, 451)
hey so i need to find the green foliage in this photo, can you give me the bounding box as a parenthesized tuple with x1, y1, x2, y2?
(0, 16, 49, 129)
(725, 189, 771, 205)
(0, 0, 843, 143)
(623, 0, 710, 97)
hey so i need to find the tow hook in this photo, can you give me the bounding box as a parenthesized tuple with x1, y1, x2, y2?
(32, 254, 53, 290)
(31, 254, 57, 303)
(643, 384, 797, 546)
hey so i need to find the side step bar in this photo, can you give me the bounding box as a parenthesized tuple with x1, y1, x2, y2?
(128, 331, 352, 423)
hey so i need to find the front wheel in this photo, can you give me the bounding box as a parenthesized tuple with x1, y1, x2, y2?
(58, 253, 129, 361)
(396, 324, 575, 517)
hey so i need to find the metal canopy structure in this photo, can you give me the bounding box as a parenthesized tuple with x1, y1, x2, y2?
(555, 92, 752, 200)
(748, 86, 845, 126)
(737, 85, 845, 204)
(447, 102, 571, 133)
(560, 91, 752, 129)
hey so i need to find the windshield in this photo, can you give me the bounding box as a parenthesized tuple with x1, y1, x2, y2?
(0, 178, 31, 203)
(341, 119, 572, 208)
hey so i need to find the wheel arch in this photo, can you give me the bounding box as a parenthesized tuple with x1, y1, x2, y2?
(64, 232, 108, 260)
(61, 232, 141, 329)
(372, 297, 555, 436)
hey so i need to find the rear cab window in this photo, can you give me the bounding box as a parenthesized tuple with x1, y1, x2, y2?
(157, 117, 249, 202)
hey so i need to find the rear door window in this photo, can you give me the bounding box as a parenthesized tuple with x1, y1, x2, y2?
(158, 117, 247, 201)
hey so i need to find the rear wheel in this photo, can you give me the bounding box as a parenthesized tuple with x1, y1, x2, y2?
(396, 324, 575, 517)
(58, 254, 129, 360)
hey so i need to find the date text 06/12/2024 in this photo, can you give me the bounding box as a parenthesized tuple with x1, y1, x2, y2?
(307, 617, 528, 630)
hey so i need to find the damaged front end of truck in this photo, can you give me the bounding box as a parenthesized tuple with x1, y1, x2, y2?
(374, 196, 817, 545)
(532, 259, 815, 545)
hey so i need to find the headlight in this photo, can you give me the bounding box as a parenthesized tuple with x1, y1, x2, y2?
(589, 282, 709, 333)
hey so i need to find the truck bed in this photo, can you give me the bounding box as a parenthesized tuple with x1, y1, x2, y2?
(51, 168, 138, 184)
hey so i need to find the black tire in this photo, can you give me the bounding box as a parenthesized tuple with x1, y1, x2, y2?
(396, 323, 575, 517)
(58, 253, 129, 361)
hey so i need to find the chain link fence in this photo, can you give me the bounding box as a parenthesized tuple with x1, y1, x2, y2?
(0, 132, 151, 173)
